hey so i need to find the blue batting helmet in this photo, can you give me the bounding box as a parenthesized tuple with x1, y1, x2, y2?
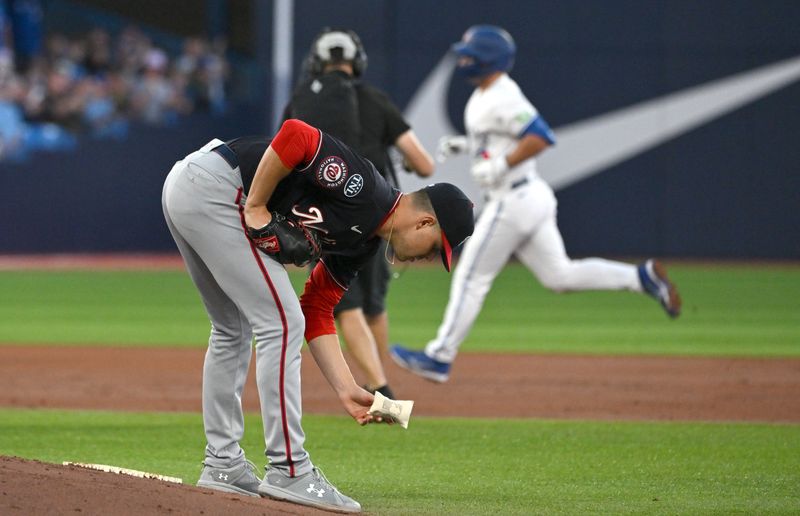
(451, 25, 516, 80)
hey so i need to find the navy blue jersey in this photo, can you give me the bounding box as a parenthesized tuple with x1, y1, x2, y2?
(228, 131, 401, 287)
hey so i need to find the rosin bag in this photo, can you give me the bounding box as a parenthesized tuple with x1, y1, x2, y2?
(368, 391, 414, 429)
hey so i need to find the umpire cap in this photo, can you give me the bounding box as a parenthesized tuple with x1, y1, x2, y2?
(424, 183, 475, 272)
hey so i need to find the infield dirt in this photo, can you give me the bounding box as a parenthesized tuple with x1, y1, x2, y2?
(2, 346, 799, 514)
(3, 346, 799, 422)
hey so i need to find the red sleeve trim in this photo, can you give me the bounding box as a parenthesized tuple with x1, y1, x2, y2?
(299, 261, 346, 342)
(270, 119, 322, 170)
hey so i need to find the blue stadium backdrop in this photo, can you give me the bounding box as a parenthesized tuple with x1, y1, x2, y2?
(2, 0, 798, 258)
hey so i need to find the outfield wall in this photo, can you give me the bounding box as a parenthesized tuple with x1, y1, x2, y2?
(1, 1, 798, 258)
(1, 108, 263, 254)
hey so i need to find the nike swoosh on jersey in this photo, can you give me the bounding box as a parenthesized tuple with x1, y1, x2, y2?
(351, 225, 362, 234)
(400, 53, 800, 194)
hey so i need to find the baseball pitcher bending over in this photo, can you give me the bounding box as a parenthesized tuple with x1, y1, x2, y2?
(161, 119, 473, 512)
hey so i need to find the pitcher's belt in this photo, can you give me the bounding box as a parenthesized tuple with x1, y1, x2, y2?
(211, 142, 238, 169)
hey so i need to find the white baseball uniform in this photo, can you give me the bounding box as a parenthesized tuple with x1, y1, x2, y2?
(425, 73, 643, 363)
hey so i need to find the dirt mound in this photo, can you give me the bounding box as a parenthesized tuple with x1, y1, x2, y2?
(0, 456, 327, 515)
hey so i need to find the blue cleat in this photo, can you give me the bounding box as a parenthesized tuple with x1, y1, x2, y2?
(638, 259, 682, 318)
(389, 345, 451, 383)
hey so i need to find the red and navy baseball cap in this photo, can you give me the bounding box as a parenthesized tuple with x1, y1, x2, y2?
(424, 183, 475, 272)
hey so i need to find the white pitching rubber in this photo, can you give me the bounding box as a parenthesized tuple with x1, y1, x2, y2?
(62, 462, 183, 484)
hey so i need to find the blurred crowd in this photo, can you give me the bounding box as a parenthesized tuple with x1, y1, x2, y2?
(1, 19, 230, 162)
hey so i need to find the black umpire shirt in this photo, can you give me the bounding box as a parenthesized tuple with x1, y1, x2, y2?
(283, 71, 411, 186)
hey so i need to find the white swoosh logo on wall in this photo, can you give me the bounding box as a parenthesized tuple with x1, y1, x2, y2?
(400, 54, 800, 198)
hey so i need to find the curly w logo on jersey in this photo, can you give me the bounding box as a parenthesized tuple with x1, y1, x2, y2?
(316, 156, 349, 188)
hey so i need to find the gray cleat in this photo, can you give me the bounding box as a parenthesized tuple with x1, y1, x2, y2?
(259, 467, 361, 513)
(196, 460, 261, 497)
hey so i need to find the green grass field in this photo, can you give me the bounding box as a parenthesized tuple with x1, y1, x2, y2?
(1, 263, 799, 514)
(1, 409, 798, 515)
(1, 263, 798, 355)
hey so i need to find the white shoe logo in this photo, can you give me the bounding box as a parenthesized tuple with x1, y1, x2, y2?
(307, 483, 326, 498)
(217, 473, 228, 481)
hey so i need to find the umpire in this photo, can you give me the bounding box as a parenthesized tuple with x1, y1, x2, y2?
(283, 28, 434, 398)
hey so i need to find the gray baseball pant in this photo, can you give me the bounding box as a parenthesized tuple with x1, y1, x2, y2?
(161, 139, 311, 477)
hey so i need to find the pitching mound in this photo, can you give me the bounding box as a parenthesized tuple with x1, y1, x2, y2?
(0, 456, 329, 515)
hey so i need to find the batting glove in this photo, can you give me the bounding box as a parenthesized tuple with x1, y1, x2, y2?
(471, 155, 508, 188)
(436, 135, 468, 163)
